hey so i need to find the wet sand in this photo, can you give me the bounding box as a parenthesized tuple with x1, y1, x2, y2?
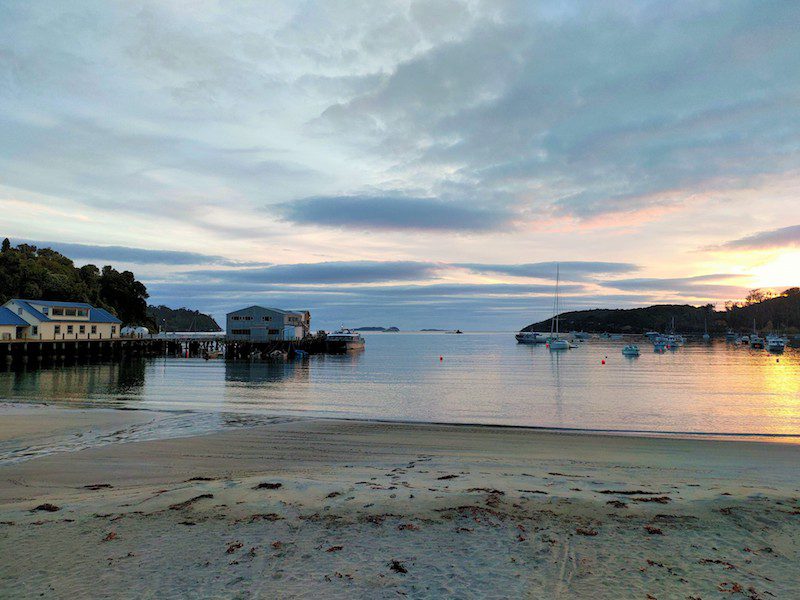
(0, 413, 798, 598)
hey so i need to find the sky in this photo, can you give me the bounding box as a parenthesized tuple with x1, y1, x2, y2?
(2, 0, 799, 330)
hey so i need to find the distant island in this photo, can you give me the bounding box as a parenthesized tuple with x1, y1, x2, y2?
(352, 326, 400, 332)
(521, 289, 800, 334)
(147, 305, 221, 332)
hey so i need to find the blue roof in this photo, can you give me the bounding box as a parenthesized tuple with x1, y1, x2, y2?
(12, 300, 51, 321)
(88, 308, 122, 324)
(9, 299, 121, 324)
(0, 307, 29, 327)
(24, 300, 93, 308)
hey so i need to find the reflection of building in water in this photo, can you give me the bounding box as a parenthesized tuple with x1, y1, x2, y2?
(0, 358, 147, 404)
(224, 360, 310, 385)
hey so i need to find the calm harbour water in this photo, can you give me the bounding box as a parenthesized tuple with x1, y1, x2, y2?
(1, 332, 799, 441)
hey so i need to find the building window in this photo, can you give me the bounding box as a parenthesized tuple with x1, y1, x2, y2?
(268, 329, 279, 335)
(91, 325, 97, 334)
(54, 325, 61, 335)
(111, 326, 116, 334)
(17, 308, 22, 315)
(231, 328, 250, 335)
(52, 308, 64, 316)
(32, 326, 38, 336)
(79, 325, 85, 334)
(67, 325, 73, 334)
(65, 308, 77, 316)
(77, 309, 87, 317)
(262, 316, 271, 321)
(42, 308, 49, 315)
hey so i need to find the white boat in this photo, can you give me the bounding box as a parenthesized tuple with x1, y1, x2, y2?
(725, 329, 737, 342)
(610, 333, 623, 341)
(549, 338, 572, 350)
(622, 344, 640, 356)
(571, 331, 591, 340)
(548, 264, 573, 351)
(740, 335, 750, 345)
(665, 318, 684, 347)
(644, 331, 660, 340)
(326, 328, 365, 351)
(702, 318, 710, 341)
(516, 331, 547, 344)
(766, 335, 787, 352)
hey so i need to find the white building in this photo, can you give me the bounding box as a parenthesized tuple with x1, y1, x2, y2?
(226, 306, 310, 342)
(1, 299, 122, 340)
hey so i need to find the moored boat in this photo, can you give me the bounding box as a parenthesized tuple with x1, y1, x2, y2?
(547, 265, 574, 351)
(766, 335, 786, 352)
(516, 331, 547, 344)
(326, 328, 366, 352)
(622, 344, 640, 356)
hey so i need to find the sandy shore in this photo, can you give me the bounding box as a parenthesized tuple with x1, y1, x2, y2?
(0, 413, 798, 598)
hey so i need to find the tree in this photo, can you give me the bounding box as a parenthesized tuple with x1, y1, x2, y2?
(0, 239, 153, 326)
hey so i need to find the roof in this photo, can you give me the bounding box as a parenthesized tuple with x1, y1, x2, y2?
(88, 308, 122, 324)
(227, 305, 299, 316)
(11, 300, 51, 321)
(8, 299, 121, 324)
(20, 300, 93, 308)
(0, 307, 29, 327)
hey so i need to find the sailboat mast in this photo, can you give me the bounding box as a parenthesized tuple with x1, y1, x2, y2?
(555, 264, 560, 336)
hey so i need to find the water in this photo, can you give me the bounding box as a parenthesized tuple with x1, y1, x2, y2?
(1, 332, 799, 441)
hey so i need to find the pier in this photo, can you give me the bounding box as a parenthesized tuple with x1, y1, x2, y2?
(0, 332, 352, 369)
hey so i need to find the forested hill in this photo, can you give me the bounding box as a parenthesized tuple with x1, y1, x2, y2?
(147, 305, 221, 332)
(0, 238, 151, 326)
(522, 290, 800, 334)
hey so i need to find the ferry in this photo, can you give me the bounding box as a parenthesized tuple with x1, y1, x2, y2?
(326, 328, 365, 352)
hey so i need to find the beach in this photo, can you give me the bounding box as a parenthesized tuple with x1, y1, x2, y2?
(0, 407, 798, 598)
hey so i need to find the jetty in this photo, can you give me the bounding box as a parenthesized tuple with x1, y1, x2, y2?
(0, 331, 355, 369)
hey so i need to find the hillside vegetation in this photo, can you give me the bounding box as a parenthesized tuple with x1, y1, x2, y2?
(522, 289, 800, 334)
(0, 238, 150, 326)
(147, 305, 221, 332)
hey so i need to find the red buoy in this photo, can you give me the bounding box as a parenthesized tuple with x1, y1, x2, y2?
(601, 359, 605, 364)
(439, 356, 443, 361)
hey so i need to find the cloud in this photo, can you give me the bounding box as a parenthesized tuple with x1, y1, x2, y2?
(188, 261, 443, 284)
(318, 1, 800, 223)
(600, 274, 745, 296)
(18, 240, 244, 266)
(459, 261, 638, 280)
(278, 195, 513, 232)
(716, 224, 800, 251)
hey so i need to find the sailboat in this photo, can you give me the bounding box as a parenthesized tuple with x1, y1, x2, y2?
(702, 317, 710, 341)
(750, 318, 765, 349)
(548, 265, 572, 351)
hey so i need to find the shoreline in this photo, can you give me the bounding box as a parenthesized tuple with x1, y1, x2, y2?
(0, 415, 798, 597)
(1, 402, 798, 468)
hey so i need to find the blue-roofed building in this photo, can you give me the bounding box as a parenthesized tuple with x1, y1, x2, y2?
(2, 299, 122, 340)
(226, 306, 310, 341)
